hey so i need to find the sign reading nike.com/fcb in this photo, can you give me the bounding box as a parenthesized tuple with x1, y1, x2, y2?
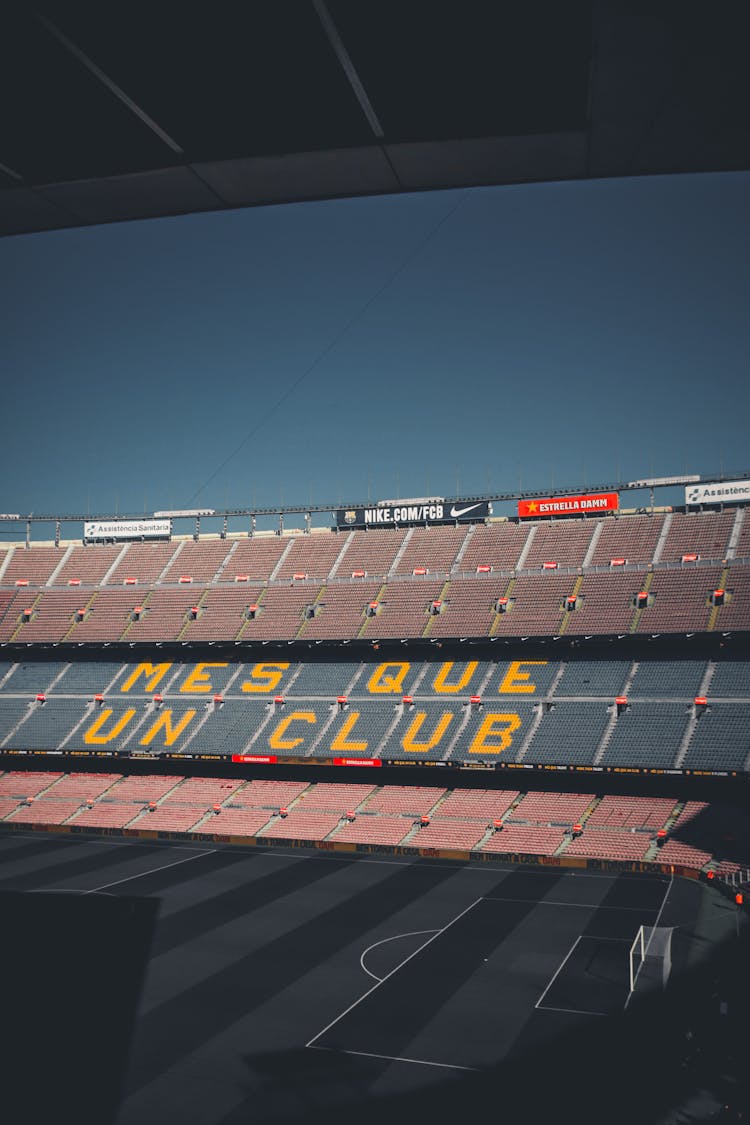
(518, 492, 619, 518)
(335, 501, 492, 528)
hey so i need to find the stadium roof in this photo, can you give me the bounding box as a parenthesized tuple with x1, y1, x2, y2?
(3, 2, 749, 238)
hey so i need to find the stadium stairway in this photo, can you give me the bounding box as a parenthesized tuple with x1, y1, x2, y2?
(673, 664, 718, 770)
(629, 571, 654, 633)
(422, 580, 451, 638)
(489, 576, 516, 636)
(707, 566, 731, 631)
(295, 585, 327, 640)
(558, 574, 584, 636)
(177, 590, 210, 641)
(9, 593, 43, 642)
(213, 539, 238, 583)
(62, 591, 98, 641)
(356, 583, 386, 639)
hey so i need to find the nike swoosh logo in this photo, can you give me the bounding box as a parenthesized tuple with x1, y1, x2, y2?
(450, 503, 481, 518)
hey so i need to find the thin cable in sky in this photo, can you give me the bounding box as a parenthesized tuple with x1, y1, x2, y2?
(184, 191, 470, 506)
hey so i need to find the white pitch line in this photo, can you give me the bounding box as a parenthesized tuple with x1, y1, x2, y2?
(306, 896, 483, 1048)
(535, 935, 582, 1010)
(483, 896, 662, 914)
(359, 930, 440, 982)
(309, 1043, 480, 1072)
(83, 847, 216, 894)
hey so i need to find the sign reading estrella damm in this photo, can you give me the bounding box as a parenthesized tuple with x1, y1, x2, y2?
(517, 492, 619, 518)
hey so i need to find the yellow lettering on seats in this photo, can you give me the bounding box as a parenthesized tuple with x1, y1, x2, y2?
(180, 662, 228, 693)
(268, 711, 316, 750)
(498, 660, 547, 694)
(330, 712, 368, 752)
(241, 662, 290, 693)
(432, 661, 478, 693)
(120, 663, 172, 693)
(83, 708, 136, 744)
(139, 709, 197, 747)
(468, 713, 521, 754)
(367, 662, 410, 694)
(401, 711, 453, 753)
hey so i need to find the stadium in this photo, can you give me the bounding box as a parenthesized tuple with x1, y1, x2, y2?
(1, 481, 749, 1124)
(3, 4, 750, 1123)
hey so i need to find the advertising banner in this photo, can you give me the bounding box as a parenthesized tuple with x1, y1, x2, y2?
(518, 492, 619, 518)
(84, 518, 171, 541)
(335, 500, 492, 529)
(685, 479, 750, 506)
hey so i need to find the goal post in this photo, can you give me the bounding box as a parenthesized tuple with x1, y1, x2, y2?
(629, 926, 646, 993)
(628, 925, 673, 1001)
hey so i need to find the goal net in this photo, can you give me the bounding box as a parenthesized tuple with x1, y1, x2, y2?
(628, 924, 673, 1001)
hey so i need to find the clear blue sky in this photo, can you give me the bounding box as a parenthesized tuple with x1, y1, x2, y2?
(1, 171, 748, 531)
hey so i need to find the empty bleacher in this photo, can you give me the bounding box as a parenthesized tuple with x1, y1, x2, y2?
(628, 661, 708, 697)
(316, 701, 400, 758)
(709, 662, 750, 696)
(1, 662, 70, 694)
(49, 662, 125, 695)
(523, 703, 611, 766)
(219, 537, 290, 582)
(457, 522, 532, 574)
(66, 589, 143, 642)
(192, 808, 274, 835)
(411, 819, 487, 849)
(523, 519, 598, 570)
(0, 770, 64, 797)
(586, 795, 677, 829)
(713, 567, 750, 631)
(241, 583, 323, 641)
(490, 573, 571, 637)
(449, 701, 537, 763)
(275, 534, 345, 581)
(11, 589, 92, 643)
(332, 816, 413, 845)
(8, 799, 83, 825)
(511, 791, 595, 823)
(394, 525, 469, 576)
(658, 510, 735, 564)
(124, 588, 201, 642)
(330, 528, 407, 579)
(360, 579, 445, 639)
(363, 786, 447, 816)
(434, 789, 519, 819)
(258, 809, 342, 840)
(599, 703, 690, 769)
(105, 541, 180, 585)
(52, 544, 123, 587)
(564, 831, 651, 861)
(228, 779, 309, 807)
(159, 539, 234, 584)
(566, 571, 650, 635)
(634, 568, 722, 634)
(481, 824, 567, 855)
(589, 513, 666, 567)
(0, 772, 746, 874)
(681, 704, 750, 771)
(427, 577, 500, 639)
(382, 701, 463, 761)
(2, 546, 63, 587)
(5, 698, 87, 750)
(552, 661, 630, 696)
(299, 582, 382, 640)
(179, 586, 262, 642)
